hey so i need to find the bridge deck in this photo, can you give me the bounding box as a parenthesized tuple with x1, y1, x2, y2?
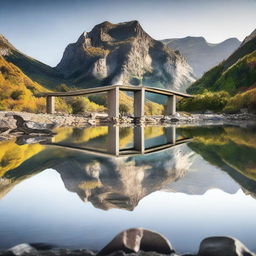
(42, 138, 192, 157)
(40, 85, 193, 98)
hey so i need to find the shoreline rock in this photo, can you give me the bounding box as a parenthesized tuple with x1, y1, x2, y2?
(0, 229, 254, 256)
(0, 111, 256, 141)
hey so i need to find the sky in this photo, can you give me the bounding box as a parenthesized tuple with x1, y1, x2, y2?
(0, 0, 255, 67)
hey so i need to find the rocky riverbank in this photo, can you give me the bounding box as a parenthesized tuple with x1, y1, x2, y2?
(0, 228, 254, 256)
(0, 111, 256, 140)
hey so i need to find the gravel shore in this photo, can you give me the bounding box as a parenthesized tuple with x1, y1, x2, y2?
(0, 111, 256, 141)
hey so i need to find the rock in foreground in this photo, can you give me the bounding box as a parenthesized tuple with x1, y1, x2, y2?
(0, 229, 254, 256)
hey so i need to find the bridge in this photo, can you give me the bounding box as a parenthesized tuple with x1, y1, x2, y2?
(41, 85, 193, 117)
(43, 126, 192, 157)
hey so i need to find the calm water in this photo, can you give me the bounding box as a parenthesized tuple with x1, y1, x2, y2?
(0, 125, 256, 254)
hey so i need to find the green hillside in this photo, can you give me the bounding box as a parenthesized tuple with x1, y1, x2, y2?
(179, 126, 256, 182)
(178, 87, 256, 113)
(0, 56, 108, 114)
(0, 34, 64, 89)
(5, 51, 64, 89)
(187, 31, 256, 95)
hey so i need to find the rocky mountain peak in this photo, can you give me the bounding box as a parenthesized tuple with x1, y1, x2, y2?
(56, 20, 195, 91)
(91, 20, 144, 37)
(77, 20, 150, 47)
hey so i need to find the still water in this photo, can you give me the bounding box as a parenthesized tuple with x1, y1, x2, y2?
(0, 125, 256, 253)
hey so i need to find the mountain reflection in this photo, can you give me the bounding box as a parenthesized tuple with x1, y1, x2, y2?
(0, 125, 256, 210)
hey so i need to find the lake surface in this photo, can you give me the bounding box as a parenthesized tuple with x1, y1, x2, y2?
(0, 124, 256, 254)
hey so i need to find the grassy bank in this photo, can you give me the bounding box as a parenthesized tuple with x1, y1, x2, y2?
(177, 88, 256, 114)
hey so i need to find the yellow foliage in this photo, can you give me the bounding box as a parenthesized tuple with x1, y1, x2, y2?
(79, 180, 102, 190)
(191, 128, 256, 180)
(223, 127, 256, 149)
(85, 47, 110, 57)
(54, 126, 108, 143)
(0, 139, 44, 177)
(119, 91, 164, 115)
(144, 126, 165, 139)
(224, 87, 256, 113)
(119, 126, 165, 148)
(119, 127, 133, 148)
(193, 127, 256, 149)
(0, 56, 69, 113)
(53, 127, 74, 143)
(82, 97, 106, 112)
(73, 126, 108, 143)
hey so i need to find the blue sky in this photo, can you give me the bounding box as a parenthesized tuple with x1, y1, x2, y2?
(0, 0, 255, 66)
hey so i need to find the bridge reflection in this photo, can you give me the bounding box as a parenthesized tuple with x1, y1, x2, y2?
(44, 125, 192, 157)
(1, 125, 256, 211)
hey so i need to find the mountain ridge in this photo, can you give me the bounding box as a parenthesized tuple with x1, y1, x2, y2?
(0, 34, 63, 89)
(187, 28, 256, 95)
(162, 36, 241, 77)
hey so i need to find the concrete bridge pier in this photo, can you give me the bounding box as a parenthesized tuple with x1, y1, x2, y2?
(165, 95, 176, 115)
(134, 88, 145, 118)
(134, 125, 145, 153)
(108, 125, 120, 156)
(108, 87, 120, 118)
(46, 96, 55, 114)
(166, 126, 176, 144)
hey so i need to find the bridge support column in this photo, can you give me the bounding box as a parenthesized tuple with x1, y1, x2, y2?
(108, 87, 119, 118)
(46, 96, 55, 114)
(108, 125, 119, 156)
(166, 126, 176, 144)
(134, 88, 145, 118)
(134, 126, 145, 153)
(166, 94, 176, 115)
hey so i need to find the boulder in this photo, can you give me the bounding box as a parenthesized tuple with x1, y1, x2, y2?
(0, 116, 17, 134)
(198, 236, 255, 256)
(15, 135, 52, 145)
(7, 243, 37, 256)
(11, 115, 55, 135)
(97, 228, 174, 256)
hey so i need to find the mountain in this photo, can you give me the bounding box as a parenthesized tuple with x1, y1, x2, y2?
(163, 154, 240, 195)
(55, 146, 192, 211)
(162, 36, 240, 77)
(0, 34, 63, 89)
(0, 21, 196, 93)
(56, 21, 195, 92)
(187, 29, 256, 95)
(0, 38, 163, 114)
